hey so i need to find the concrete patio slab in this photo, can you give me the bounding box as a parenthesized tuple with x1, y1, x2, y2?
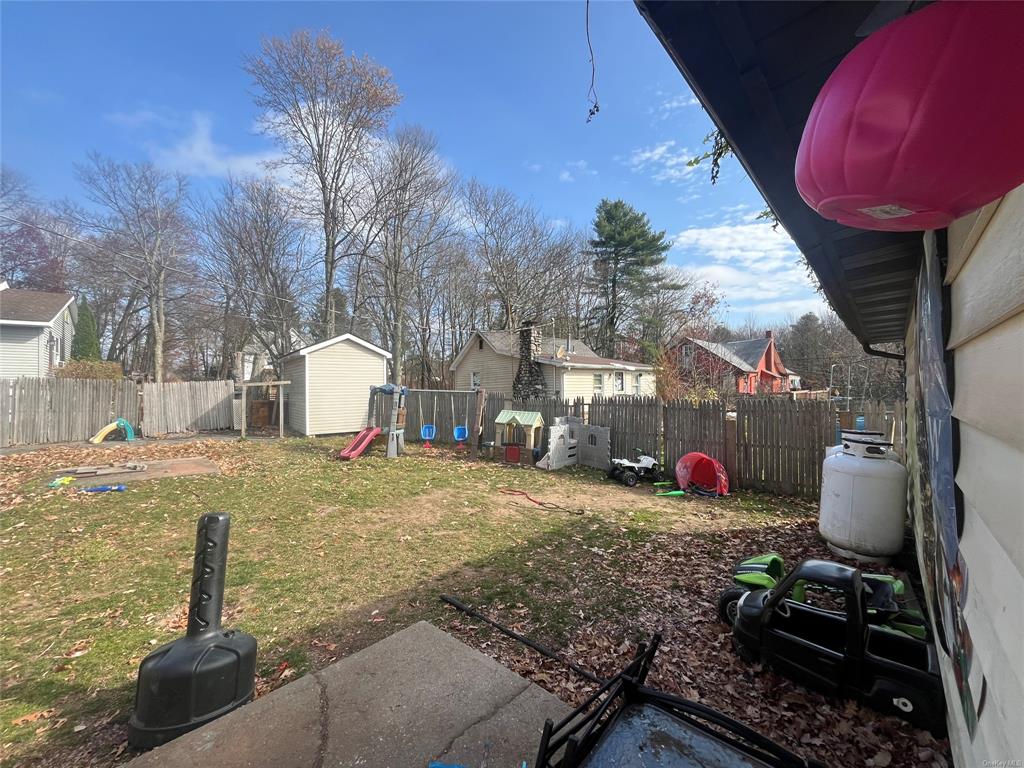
(126, 621, 571, 768)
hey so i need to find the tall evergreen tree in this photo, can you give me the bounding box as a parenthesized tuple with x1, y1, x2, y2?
(589, 199, 672, 357)
(71, 298, 101, 360)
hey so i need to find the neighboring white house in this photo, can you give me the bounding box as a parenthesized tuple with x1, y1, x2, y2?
(237, 328, 310, 381)
(0, 283, 76, 377)
(279, 333, 391, 436)
(449, 325, 656, 400)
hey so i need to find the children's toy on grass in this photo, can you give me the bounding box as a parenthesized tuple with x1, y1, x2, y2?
(88, 417, 135, 444)
(128, 512, 256, 748)
(675, 451, 728, 497)
(607, 449, 662, 487)
(729, 558, 945, 734)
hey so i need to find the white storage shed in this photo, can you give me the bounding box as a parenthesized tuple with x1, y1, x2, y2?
(280, 333, 391, 436)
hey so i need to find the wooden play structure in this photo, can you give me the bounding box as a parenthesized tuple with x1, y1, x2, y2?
(494, 409, 544, 465)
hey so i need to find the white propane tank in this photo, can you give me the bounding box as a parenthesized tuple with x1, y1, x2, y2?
(819, 438, 908, 563)
(825, 431, 901, 461)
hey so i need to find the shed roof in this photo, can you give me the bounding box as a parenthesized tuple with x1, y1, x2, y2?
(636, 1, 923, 345)
(279, 333, 391, 361)
(0, 287, 75, 325)
(494, 409, 545, 428)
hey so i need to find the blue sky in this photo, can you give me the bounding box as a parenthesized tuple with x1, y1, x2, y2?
(1, 0, 824, 324)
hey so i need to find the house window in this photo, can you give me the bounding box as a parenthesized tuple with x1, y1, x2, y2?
(593, 374, 603, 395)
(633, 374, 642, 396)
(681, 344, 694, 369)
(478, 337, 484, 350)
(614, 371, 625, 393)
(738, 377, 746, 393)
(588, 433, 597, 446)
(470, 371, 481, 390)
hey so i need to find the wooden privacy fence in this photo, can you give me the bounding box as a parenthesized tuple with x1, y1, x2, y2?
(735, 398, 834, 498)
(0, 377, 140, 445)
(141, 381, 235, 436)
(0, 377, 236, 445)
(663, 400, 726, 475)
(374, 388, 481, 445)
(588, 395, 662, 462)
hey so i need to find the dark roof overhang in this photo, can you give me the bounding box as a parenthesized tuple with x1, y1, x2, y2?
(635, 1, 923, 345)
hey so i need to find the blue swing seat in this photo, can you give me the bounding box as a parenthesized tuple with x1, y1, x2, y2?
(453, 425, 468, 442)
(421, 424, 436, 441)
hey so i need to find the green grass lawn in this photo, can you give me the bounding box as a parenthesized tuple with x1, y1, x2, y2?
(0, 438, 942, 768)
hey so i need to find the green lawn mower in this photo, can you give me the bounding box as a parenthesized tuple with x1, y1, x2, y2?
(717, 553, 928, 640)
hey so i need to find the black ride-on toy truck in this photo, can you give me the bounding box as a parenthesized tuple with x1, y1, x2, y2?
(607, 449, 662, 488)
(730, 559, 946, 734)
(717, 553, 928, 639)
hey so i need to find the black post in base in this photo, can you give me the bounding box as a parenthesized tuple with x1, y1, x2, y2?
(128, 513, 257, 749)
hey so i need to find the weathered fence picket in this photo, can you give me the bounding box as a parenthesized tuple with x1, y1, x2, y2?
(588, 395, 662, 462)
(663, 400, 725, 474)
(141, 380, 235, 436)
(735, 398, 834, 497)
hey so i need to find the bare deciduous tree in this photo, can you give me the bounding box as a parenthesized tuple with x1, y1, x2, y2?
(197, 177, 312, 371)
(363, 126, 458, 384)
(72, 156, 191, 381)
(245, 30, 400, 338)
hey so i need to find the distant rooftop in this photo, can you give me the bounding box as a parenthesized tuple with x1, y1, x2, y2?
(0, 286, 75, 324)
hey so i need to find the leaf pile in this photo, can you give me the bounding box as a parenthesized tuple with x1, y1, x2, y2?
(442, 516, 951, 768)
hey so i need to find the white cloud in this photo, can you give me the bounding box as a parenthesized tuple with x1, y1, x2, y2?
(105, 109, 168, 129)
(626, 140, 698, 185)
(671, 221, 823, 319)
(558, 160, 596, 183)
(649, 91, 701, 120)
(150, 113, 279, 178)
(524, 161, 543, 173)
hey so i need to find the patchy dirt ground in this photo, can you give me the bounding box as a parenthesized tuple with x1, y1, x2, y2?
(1, 438, 949, 768)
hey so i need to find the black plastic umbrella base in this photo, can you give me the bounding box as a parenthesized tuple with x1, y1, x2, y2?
(127, 693, 254, 750)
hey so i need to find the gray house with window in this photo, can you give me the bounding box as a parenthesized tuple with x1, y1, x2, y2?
(0, 283, 77, 377)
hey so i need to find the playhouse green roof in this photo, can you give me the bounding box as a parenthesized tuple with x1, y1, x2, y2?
(494, 409, 545, 428)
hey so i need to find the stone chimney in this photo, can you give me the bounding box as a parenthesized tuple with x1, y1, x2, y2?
(512, 320, 547, 400)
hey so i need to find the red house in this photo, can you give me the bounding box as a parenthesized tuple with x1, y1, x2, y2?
(677, 331, 790, 395)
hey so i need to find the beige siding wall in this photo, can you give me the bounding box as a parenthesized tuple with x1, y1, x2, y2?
(282, 356, 306, 434)
(562, 369, 656, 401)
(940, 185, 1024, 766)
(0, 325, 46, 377)
(306, 340, 387, 435)
(452, 337, 515, 394)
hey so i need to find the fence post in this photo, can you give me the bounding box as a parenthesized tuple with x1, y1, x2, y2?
(723, 411, 738, 487)
(470, 388, 485, 460)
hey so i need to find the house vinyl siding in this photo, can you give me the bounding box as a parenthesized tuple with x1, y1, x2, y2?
(937, 185, 1024, 767)
(282, 356, 306, 434)
(305, 339, 387, 435)
(452, 338, 516, 394)
(0, 325, 46, 377)
(561, 368, 656, 401)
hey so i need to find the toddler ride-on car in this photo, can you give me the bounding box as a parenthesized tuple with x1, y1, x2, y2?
(607, 449, 662, 487)
(717, 554, 927, 639)
(731, 559, 946, 734)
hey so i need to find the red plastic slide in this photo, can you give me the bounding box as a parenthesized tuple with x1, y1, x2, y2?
(337, 427, 381, 461)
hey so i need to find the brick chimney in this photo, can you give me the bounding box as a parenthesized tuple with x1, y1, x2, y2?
(512, 320, 547, 400)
